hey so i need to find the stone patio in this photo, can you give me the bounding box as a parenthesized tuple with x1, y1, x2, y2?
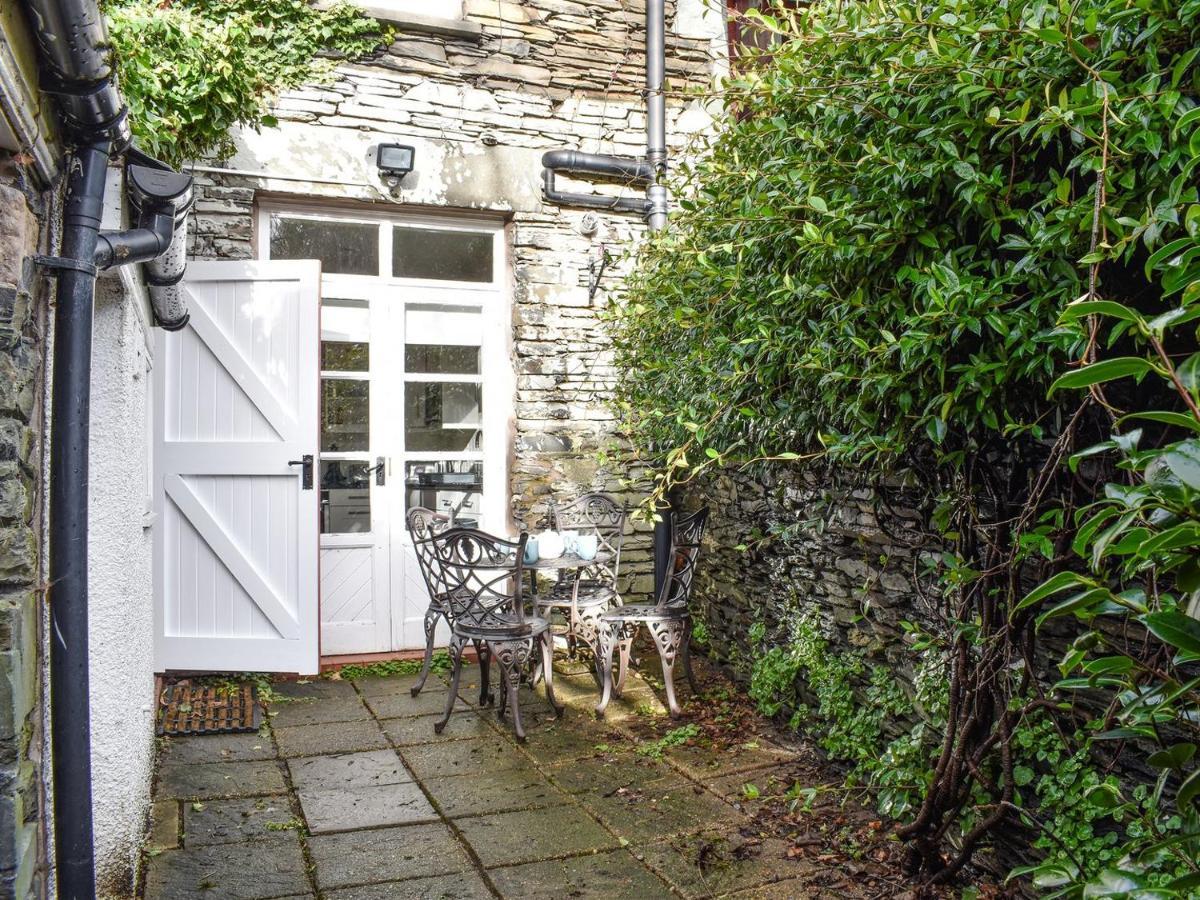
(143, 663, 857, 899)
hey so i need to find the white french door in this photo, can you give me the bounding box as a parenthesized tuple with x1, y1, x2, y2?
(260, 205, 510, 656)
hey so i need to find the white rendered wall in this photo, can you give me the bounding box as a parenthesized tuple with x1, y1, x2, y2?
(87, 274, 157, 898)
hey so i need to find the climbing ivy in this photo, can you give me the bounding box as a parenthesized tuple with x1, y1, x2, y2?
(104, 0, 391, 164)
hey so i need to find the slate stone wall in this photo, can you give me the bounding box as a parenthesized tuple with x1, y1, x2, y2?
(0, 170, 50, 900)
(683, 466, 943, 698)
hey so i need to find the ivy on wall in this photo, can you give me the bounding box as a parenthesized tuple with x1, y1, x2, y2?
(613, 0, 1200, 892)
(103, 0, 391, 165)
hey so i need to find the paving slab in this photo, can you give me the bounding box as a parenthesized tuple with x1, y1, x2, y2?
(268, 696, 371, 728)
(308, 823, 471, 890)
(487, 848, 673, 899)
(352, 672, 441, 696)
(287, 749, 411, 792)
(148, 800, 180, 851)
(157, 760, 287, 800)
(273, 719, 388, 758)
(545, 753, 667, 795)
(422, 767, 565, 819)
(143, 834, 309, 899)
(323, 871, 493, 900)
(298, 781, 438, 833)
(707, 769, 805, 819)
(454, 803, 618, 867)
(159, 732, 275, 765)
(183, 796, 296, 846)
(640, 831, 806, 900)
(580, 774, 744, 842)
(272, 679, 359, 701)
(399, 735, 534, 781)
(381, 711, 496, 746)
(721, 876, 849, 898)
(517, 714, 627, 762)
(665, 739, 798, 782)
(361, 684, 455, 718)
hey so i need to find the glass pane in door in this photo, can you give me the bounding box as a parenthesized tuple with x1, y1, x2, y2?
(405, 460, 483, 527)
(319, 461, 370, 534)
(404, 382, 481, 452)
(321, 379, 369, 452)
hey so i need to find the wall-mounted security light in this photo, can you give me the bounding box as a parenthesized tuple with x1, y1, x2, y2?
(376, 143, 415, 187)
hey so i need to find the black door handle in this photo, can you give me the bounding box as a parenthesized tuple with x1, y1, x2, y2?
(287, 454, 313, 490)
(366, 456, 386, 486)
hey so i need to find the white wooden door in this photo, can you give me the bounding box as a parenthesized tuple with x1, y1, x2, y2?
(154, 260, 320, 674)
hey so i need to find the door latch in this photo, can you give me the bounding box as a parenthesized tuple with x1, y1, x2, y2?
(287, 454, 314, 490)
(367, 456, 386, 486)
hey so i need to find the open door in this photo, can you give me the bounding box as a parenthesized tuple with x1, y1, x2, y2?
(154, 260, 320, 673)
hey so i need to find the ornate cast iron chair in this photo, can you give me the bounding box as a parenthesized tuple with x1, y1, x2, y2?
(407, 507, 487, 700)
(431, 527, 563, 741)
(534, 493, 627, 682)
(596, 507, 709, 718)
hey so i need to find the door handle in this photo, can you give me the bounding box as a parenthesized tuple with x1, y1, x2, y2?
(367, 456, 386, 486)
(287, 454, 313, 490)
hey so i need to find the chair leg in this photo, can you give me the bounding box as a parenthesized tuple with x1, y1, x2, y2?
(615, 626, 634, 697)
(595, 623, 618, 717)
(434, 634, 466, 734)
(574, 605, 604, 687)
(410, 605, 442, 697)
(491, 639, 533, 741)
(649, 620, 686, 717)
(681, 621, 699, 694)
(474, 640, 492, 706)
(540, 633, 564, 718)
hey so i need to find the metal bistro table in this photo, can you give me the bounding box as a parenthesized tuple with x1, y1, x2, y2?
(526, 550, 615, 685)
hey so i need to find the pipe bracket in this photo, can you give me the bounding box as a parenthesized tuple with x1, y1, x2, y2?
(33, 254, 98, 277)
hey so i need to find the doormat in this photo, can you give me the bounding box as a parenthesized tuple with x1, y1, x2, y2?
(157, 682, 260, 736)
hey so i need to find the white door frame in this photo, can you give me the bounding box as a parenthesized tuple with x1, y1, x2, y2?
(257, 202, 512, 656)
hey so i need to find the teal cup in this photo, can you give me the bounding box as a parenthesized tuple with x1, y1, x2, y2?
(523, 536, 540, 565)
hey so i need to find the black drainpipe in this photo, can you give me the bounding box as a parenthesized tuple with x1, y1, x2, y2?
(23, 0, 194, 896)
(46, 139, 110, 900)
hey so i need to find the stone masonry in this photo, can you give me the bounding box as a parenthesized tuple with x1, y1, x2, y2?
(683, 466, 943, 720)
(0, 166, 49, 900)
(188, 0, 728, 600)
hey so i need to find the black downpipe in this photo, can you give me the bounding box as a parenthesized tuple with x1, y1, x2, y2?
(48, 140, 110, 900)
(93, 210, 175, 269)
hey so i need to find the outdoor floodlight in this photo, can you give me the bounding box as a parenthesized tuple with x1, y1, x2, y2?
(377, 143, 415, 186)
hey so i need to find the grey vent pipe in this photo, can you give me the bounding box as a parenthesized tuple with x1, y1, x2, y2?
(540, 0, 668, 231)
(22, 0, 196, 896)
(644, 0, 667, 231)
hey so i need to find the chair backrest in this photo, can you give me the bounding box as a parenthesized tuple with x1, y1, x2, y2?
(550, 493, 627, 578)
(406, 506, 454, 602)
(429, 527, 528, 632)
(654, 507, 709, 611)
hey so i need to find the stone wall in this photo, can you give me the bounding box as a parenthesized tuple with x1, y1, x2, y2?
(684, 466, 942, 701)
(0, 168, 49, 900)
(187, 0, 728, 602)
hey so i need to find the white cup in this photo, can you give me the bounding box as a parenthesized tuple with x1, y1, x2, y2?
(575, 533, 598, 561)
